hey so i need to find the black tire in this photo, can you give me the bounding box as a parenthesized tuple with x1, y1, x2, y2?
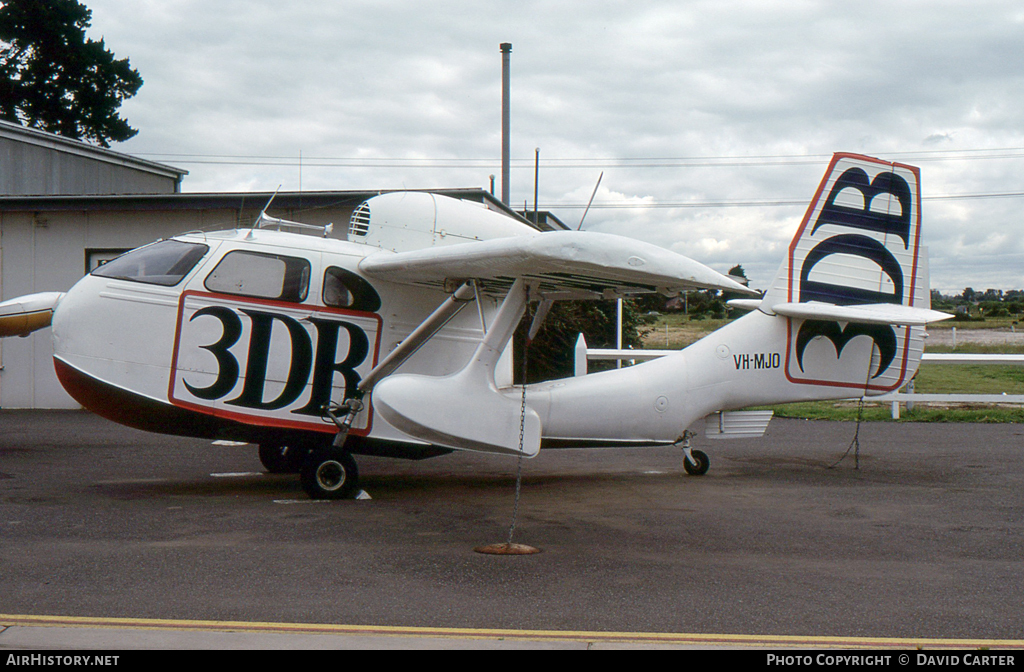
(300, 446, 359, 500)
(683, 449, 710, 476)
(258, 443, 306, 474)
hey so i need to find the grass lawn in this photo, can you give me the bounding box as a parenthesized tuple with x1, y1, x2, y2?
(925, 315, 1022, 331)
(641, 312, 733, 349)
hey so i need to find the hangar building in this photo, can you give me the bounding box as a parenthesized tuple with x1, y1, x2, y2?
(0, 119, 541, 409)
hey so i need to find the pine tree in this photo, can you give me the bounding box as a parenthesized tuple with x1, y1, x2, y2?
(0, 0, 142, 146)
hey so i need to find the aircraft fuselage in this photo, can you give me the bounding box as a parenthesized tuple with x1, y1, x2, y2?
(52, 229, 509, 452)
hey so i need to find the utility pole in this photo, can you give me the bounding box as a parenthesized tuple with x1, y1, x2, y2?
(533, 147, 539, 225)
(500, 42, 512, 205)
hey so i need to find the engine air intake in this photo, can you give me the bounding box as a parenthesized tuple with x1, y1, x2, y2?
(349, 202, 371, 237)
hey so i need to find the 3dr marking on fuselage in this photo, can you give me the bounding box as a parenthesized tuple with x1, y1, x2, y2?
(169, 291, 382, 434)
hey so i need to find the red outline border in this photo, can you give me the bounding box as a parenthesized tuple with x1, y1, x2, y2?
(168, 290, 383, 436)
(783, 154, 922, 392)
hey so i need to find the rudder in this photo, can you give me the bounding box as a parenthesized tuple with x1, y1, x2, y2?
(760, 154, 931, 394)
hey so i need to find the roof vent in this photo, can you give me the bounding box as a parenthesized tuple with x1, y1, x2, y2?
(349, 201, 371, 237)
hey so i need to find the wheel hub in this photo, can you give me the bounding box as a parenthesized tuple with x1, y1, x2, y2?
(316, 460, 346, 491)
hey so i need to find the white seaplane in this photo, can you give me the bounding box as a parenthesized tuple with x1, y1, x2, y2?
(0, 153, 950, 499)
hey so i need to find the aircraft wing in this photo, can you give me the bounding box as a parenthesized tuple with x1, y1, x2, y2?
(0, 291, 65, 337)
(358, 230, 757, 297)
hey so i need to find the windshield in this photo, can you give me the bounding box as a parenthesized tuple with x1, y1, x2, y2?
(92, 239, 209, 287)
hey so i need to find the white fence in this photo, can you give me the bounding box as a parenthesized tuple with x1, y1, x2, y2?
(573, 334, 1024, 418)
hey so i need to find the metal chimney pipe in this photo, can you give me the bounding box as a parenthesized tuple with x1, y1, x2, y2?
(500, 42, 512, 205)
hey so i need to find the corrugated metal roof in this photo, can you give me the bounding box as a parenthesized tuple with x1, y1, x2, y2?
(0, 118, 187, 181)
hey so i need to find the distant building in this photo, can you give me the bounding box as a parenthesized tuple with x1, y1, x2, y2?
(516, 209, 569, 231)
(0, 121, 542, 408)
(0, 119, 186, 195)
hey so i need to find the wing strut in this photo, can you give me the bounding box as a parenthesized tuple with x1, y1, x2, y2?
(325, 280, 477, 444)
(371, 278, 542, 456)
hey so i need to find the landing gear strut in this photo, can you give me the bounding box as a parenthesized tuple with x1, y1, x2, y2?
(295, 282, 480, 500)
(297, 398, 366, 500)
(677, 430, 710, 476)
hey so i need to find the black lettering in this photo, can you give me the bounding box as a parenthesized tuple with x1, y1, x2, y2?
(796, 320, 897, 379)
(799, 234, 903, 306)
(293, 318, 371, 416)
(227, 309, 312, 410)
(790, 165, 913, 382)
(735, 353, 782, 371)
(812, 167, 912, 248)
(183, 306, 242, 400)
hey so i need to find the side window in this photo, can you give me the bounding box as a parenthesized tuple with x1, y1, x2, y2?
(205, 251, 311, 303)
(323, 266, 381, 312)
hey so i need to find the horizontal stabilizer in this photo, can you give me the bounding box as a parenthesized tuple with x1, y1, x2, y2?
(360, 231, 757, 297)
(771, 302, 952, 326)
(704, 410, 774, 440)
(0, 291, 65, 337)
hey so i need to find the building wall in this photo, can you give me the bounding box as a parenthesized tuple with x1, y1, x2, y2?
(0, 135, 180, 195)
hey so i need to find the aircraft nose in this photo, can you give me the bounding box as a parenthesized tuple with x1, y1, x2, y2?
(50, 282, 90, 355)
(50, 274, 127, 371)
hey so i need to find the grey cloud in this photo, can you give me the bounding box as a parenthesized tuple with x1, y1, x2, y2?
(79, 0, 1024, 291)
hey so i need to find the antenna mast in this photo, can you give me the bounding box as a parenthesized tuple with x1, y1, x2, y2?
(578, 172, 604, 230)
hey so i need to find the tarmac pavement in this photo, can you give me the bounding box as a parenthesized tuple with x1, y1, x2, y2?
(2, 410, 1024, 650)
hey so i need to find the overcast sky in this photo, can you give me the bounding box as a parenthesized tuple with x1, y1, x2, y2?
(80, 0, 1024, 294)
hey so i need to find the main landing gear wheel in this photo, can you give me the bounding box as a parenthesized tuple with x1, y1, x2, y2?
(258, 442, 307, 474)
(683, 449, 710, 476)
(300, 445, 360, 500)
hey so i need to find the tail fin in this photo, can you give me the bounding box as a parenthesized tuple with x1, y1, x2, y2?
(759, 153, 948, 394)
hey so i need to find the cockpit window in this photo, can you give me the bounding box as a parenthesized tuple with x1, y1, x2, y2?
(92, 239, 209, 287)
(204, 250, 310, 303)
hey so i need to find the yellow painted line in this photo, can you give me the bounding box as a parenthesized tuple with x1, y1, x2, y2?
(2, 614, 1023, 649)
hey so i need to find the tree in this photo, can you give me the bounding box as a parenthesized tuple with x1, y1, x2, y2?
(0, 0, 142, 146)
(516, 299, 649, 383)
(727, 264, 748, 284)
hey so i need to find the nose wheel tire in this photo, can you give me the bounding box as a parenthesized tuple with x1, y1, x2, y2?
(683, 449, 710, 476)
(300, 446, 360, 499)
